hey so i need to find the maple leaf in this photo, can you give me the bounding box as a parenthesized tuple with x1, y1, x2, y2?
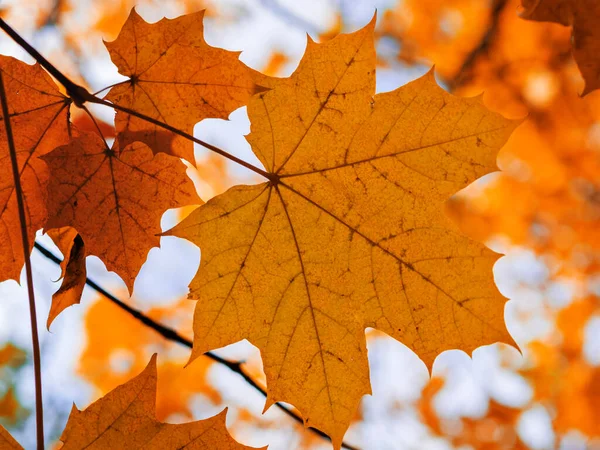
(0, 56, 70, 282)
(43, 131, 201, 292)
(166, 18, 518, 447)
(105, 9, 260, 163)
(520, 0, 600, 94)
(0, 425, 21, 449)
(60, 354, 258, 449)
(45, 227, 86, 329)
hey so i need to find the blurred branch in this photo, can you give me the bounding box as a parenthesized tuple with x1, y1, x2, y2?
(33, 241, 361, 450)
(447, 0, 507, 90)
(260, 0, 322, 35)
(39, 0, 64, 28)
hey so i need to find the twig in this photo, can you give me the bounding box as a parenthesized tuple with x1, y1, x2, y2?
(34, 236, 360, 450)
(91, 97, 277, 183)
(0, 73, 44, 449)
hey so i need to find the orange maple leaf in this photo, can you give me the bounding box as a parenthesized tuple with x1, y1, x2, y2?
(43, 131, 201, 292)
(60, 355, 260, 449)
(520, 0, 600, 94)
(0, 56, 70, 282)
(105, 9, 261, 164)
(45, 227, 86, 329)
(0, 425, 21, 449)
(167, 18, 518, 446)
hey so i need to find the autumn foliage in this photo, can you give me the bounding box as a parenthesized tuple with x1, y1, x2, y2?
(0, 0, 599, 449)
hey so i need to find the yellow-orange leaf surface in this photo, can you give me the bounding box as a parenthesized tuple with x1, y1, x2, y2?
(105, 9, 259, 163)
(520, 0, 600, 94)
(168, 19, 518, 447)
(46, 227, 86, 329)
(0, 425, 21, 449)
(0, 56, 70, 282)
(60, 354, 257, 449)
(43, 132, 201, 292)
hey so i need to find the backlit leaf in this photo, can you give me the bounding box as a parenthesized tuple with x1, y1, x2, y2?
(105, 9, 260, 163)
(43, 131, 201, 292)
(168, 18, 518, 446)
(0, 56, 70, 282)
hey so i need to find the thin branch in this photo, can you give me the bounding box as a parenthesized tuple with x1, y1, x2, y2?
(91, 97, 277, 182)
(0, 17, 276, 183)
(33, 242, 361, 450)
(0, 18, 88, 106)
(0, 73, 44, 450)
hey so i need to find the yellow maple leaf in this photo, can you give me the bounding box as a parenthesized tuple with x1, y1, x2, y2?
(166, 17, 518, 447)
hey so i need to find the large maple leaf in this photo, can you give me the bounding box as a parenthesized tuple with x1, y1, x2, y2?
(105, 9, 260, 163)
(43, 131, 201, 292)
(167, 18, 519, 447)
(0, 56, 70, 282)
(520, 0, 600, 94)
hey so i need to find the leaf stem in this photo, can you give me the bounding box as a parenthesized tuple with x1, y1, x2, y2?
(0, 73, 44, 450)
(0, 17, 276, 182)
(33, 241, 360, 450)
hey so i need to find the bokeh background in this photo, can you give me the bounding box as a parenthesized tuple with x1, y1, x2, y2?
(0, 0, 598, 449)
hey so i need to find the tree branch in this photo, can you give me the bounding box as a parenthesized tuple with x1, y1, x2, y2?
(33, 241, 360, 450)
(0, 73, 45, 450)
